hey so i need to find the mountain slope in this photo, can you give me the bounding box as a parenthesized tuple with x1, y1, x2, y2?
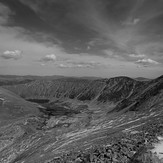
(3, 77, 145, 104)
(112, 75, 163, 113)
(0, 87, 39, 126)
(0, 75, 163, 163)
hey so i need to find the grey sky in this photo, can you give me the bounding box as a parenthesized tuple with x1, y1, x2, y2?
(0, 0, 163, 78)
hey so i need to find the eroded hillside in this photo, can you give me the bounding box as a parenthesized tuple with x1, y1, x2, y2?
(3, 76, 145, 103)
(0, 75, 163, 163)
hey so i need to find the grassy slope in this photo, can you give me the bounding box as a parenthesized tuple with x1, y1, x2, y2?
(0, 87, 40, 126)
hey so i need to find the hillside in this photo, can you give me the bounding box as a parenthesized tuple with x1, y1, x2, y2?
(0, 87, 40, 126)
(0, 75, 163, 163)
(112, 75, 163, 113)
(3, 76, 144, 103)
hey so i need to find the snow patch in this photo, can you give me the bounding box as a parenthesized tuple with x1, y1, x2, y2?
(152, 137, 163, 159)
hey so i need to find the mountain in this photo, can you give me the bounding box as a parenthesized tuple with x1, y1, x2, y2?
(112, 75, 163, 113)
(0, 75, 163, 163)
(3, 76, 144, 103)
(0, 77, 33, 86)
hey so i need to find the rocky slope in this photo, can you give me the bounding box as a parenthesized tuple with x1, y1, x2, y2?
(112, 75, 163, 113)
(3, 76, 145, 104)
(0, 75, 163, 163)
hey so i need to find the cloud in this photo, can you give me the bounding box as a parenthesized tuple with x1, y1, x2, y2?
(39, 54, 56, 62)
(58, 60, 108, 69)
(1, 50, 22, 60)
(129, 54, 146, 58)
(58, 63, 92, 68)
(103, 50, 125, 60)
(136, 58, 160, 67)
(1, 0, 163, 60)
(133, 18, 140, 25)
(0, 0, 163, 78)
(0, 3, 13, 25)
(123, 18, 140, 26)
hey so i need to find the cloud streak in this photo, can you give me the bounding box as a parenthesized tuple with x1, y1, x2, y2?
(57, 60, 108, 69)
(136, 58, 160, 67)
(0, 0, 163, 78)
(1, 0, 163, 60)
(129, 54, 146, 58)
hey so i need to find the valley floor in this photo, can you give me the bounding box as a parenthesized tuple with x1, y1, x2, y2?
(1, 101, 163, 163)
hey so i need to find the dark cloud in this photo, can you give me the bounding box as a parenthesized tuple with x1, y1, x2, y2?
(0, 0, 97, 53)
(0, 0, 52, 30)
(0, 0, 163, 62)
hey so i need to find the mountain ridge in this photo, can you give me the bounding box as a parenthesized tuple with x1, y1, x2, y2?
(2, 76, 144, 103)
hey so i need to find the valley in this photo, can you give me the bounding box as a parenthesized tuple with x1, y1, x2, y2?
(0, 75, 163, 163)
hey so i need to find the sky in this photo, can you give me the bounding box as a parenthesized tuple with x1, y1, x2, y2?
(0, 0, 163, 78)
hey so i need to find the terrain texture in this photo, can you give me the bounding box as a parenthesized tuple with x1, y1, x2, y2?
(0, 75, 163, 163)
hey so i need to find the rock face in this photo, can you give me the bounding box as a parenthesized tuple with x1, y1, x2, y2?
(0, 75, 163, 163)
